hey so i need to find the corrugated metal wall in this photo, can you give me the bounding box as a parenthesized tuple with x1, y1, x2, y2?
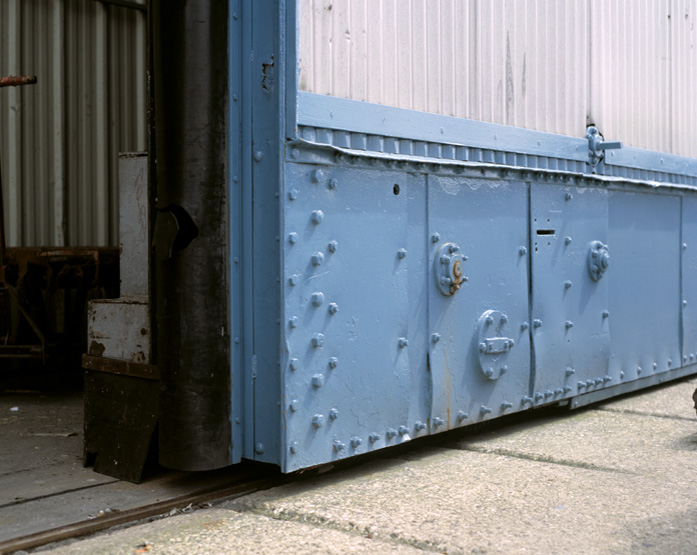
(0, 0, 146, 248)
(299, 0, 697, 159)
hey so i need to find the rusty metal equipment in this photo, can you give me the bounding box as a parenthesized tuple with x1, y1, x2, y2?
(0, 75, 119, 369)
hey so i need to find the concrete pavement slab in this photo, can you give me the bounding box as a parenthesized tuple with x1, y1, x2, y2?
(228, 448, 697, 554)
(594, 378, 697, 421)
(38, 508, 422, 555)
(448, 408, 697, 477)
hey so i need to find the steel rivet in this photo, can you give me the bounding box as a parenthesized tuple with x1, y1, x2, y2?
(431, 233, 441, 243)
(604, 375, 612, 383)
(685, 356, 689, 363)
(480, 406, 492, 415)
(329, 178, 338, 190)
(254, 151, 264, 162)
(440, 276, 452, 285)
(312, 374, 325, 388)
(565, 236, 572, 245)
(329, 408, 339, 420)
(432, 333, 442, 343)
(668, 359, 672, 367)
(290, 441, 299, 454)
(288, 232, 298, 244)
(566, 367, 575, 376)
(333, 440, 345, 452)
(565, 280, 573, 289)
(456, 411, 467, 422)
(691, 353, 695, 360)
(566, 192, 573, 201)
(637, 366, 642, 375)
(386, 428, 397, 439)
(533, 319, 542, 328)
(255, 443, 265, 454)
(535, 392, 544, 401)
(311, 252, 324, 266)
(350, 437, 362, 448)
(486, 315, 494, 325)
(508, 339, 515, 348)
(565, 320, 574, 329)
(501, 402, 513, 410)
(620, 370, 625, 379)
(289, 274, 300, 286)
(478, 342, 487, 353)
(683, 243, 688, 250)
(544, 390, 553, 397)
(312, 414, 325, 428)
(484, 367, 494, 378)
(563, 386, 572, 393)
(311, 168, 324, 183)
(289, 316, 299, 328)
(289, 358, 300, 372)
(328, 357, 338, 369)
(311, 333, 324, 348)
(399, 426, 409, 435)
(311, 210, 324, 224)
(289, 400, 299, 412)
(327, 303, 339, 316)
(399, 337, 409, 348)
(519, 246, 528, 256)
(415, 421, 427, 431)
(369, 433, 380, 443)
(521, 322, 529, 331)
(328, 240, 338, 253)
(521, 396, 533, 405)
(500, 314, 508, 324)
(578, 382, 586, 390)
(433, 417, 444, 427)
(653, 362, 658, 370)
(291, 148, 300, 159)
(288, 189, 298, 201)
(397, 248, 408, 259)
(311, 292, 325, 306)
(500, 365, 508, 374)
(684, 300, 688, 308)
(602, 310, 610, 318)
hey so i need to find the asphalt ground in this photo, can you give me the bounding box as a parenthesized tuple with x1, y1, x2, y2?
(36, 377, 697, 555)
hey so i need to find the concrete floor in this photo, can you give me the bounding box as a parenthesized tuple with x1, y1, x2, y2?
(30, 376, 697, 555)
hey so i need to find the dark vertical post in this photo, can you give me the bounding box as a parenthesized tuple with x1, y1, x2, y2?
(151, 0, 231, 470)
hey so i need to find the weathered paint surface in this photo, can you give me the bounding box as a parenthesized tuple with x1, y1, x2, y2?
(298, 0, 697, 158)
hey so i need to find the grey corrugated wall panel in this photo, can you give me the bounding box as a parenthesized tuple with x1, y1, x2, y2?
(0, 0, 146, 247)
(299, 0, 697, 159)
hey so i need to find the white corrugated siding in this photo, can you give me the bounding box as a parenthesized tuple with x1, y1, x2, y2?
(0, 0, 146, 247)
(299, 0, 697, 158)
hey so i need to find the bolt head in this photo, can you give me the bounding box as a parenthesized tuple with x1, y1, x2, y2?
(311, 333, 325, 348)
(289, 316, 299, 328)
(288, 232, 298, 244)
(456, 411, 467, 422)
(519, 246, 528, 255)
(399, 426, 409, 435)
(255, 443, 265, 454)
(433, 417, 444, 427)
(328, 357, 339, 369)
(311, 292, 325, 306)
(415, 421, 427, 430)
(312, 414, 325, 428)
(386, 428, 397, 438)
(399, 338, 409, 348)
(290, 441, 299, 454)
(431, 233, 441, 243)
(328, 178, 338, 190)
(312, 374, 325, 388)
(311, 168, 324, 183)
(329, 408, 339, 420)
(288, 189, 298, 201)
(398, 248, 408, 259)
(333, 440, 345, 452)
(311, 210, 324, 224)
(328, 302, 339, 315)
(350, 437, 362, 448)
(311, 252, 325, 266)
(369, 433, 380, 443)
(328, 240, 338, 252)
(289, 400, 299, 412)
(289, 358, 299, 371)
(289, 274, 300, 286)
(432, 333, 441, 343)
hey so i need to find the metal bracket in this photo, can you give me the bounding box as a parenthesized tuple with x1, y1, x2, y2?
(476, 310, 515, 380)
(433, 242, 467, 296)
(586, 126, 622, 171)
(588, 240, 610, 281)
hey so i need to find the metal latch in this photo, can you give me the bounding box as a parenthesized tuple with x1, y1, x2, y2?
(586, 126, 622, 171)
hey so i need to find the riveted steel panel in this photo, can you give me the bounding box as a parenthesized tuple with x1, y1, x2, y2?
(682, 197, 697, 365)
(608, 191, 682, 381)
(530, 182, 610, 403)
(282, 163, 412, 471)
(428, 174, 530, 428)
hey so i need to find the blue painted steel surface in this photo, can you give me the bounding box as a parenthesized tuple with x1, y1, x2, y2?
(428, 175, 530, 428)
(530, 183, 610, 403)
(281, 163, 414, 470)
(227, 10, 697, 472)
(607, 192, 682, 382)
(682, 198, 697, 366)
